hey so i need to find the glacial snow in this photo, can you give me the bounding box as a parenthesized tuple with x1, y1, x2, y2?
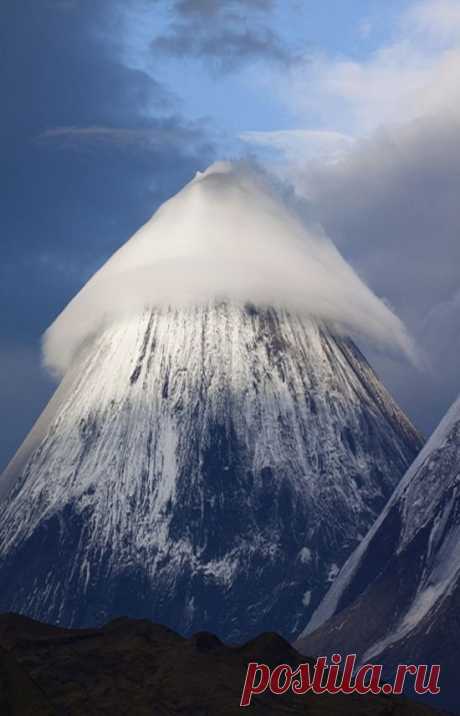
(0, 303, 422, 639)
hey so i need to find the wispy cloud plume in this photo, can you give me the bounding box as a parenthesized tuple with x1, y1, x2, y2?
(37, 122, 213, 156)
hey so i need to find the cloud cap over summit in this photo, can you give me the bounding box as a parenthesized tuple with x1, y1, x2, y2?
(43, 162, 416, 377)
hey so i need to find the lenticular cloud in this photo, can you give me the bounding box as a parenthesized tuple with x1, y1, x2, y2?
(43, 161, 416, 377)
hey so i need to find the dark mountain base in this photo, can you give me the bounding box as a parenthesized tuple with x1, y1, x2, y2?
(0, 613, 447, 716)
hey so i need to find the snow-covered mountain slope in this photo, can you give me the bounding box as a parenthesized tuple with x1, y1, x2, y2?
(296, 395, 460, 708)
(0, 303, 422, 640)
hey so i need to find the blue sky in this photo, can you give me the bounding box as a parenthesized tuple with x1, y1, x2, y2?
(1, 0, 460, 470)
(120, 0, 407, 134)
(119, 0, 415, 137)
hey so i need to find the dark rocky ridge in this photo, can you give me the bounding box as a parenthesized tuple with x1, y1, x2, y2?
(0, 613, 448, 716)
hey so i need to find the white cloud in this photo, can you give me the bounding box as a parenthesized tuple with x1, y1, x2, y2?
(43, 161, 416, 377)
(281, 45, 460, 138)
(406, 0, 460, 43)
(259, 0, 460, 137)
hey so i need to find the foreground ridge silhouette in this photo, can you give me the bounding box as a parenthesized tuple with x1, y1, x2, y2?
(0, 613, 448, 715)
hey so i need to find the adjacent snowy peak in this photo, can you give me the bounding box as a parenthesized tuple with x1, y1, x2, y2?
(296, 394, 460, 708)
(0, 303, 422, 641)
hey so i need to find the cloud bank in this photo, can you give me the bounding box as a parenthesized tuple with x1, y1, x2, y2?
(294, 111, 460, 433)
(241, 0, 460, 432)
(43, 161, 415, 378)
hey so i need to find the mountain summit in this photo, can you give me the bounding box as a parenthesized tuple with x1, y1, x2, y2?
(0, 164, 422, 641)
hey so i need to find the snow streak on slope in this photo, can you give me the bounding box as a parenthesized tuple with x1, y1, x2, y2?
(0, 304, 422, 640)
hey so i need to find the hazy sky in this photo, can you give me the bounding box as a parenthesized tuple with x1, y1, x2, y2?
(1, 0, 459, 471)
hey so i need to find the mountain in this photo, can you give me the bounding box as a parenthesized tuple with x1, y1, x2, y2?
(296, 395, 460, 711)
(0, 303, 422, 641)
(0, 613, 446, 716)
(0, 163, 423, 641)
